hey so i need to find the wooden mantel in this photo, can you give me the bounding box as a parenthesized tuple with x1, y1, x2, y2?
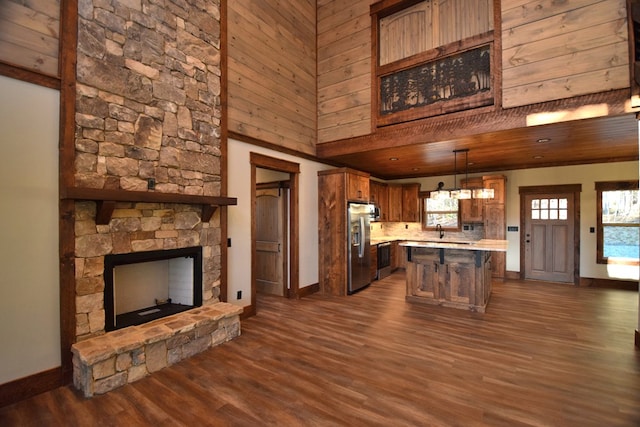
(61, 187, 238, 224)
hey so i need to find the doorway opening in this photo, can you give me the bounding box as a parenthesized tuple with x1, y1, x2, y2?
(250, 153, 300, 316)
(519, 184, 581, 285)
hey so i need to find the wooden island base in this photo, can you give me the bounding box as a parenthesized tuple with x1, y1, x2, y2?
(404, 246, 494, 313)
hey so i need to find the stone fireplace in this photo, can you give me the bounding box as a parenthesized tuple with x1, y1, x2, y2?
(68, 0, 240, 397)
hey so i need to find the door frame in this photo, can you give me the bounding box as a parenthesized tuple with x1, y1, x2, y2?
(250, 152, 300, 316)
(519, 184, 581, 285)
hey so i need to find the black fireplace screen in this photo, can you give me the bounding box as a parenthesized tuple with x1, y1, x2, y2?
(104, 246, 203, 331)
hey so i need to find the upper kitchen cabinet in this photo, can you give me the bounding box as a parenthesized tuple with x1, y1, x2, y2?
(388, 184, 403, 222)
(402, 183, 421, 222)
(370, 180, 389, 221)
(347, 170, 370, 202)
(387, 183, 420, 222)
(460, 177, 485, 223)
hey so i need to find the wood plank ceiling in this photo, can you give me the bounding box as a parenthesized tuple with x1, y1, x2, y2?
(316, 94, 639, 180)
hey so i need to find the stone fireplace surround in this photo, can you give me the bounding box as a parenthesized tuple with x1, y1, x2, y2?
(67, 0, 239, 396)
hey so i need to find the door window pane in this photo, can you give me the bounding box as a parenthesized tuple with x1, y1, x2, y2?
(531, 198, 567, 222)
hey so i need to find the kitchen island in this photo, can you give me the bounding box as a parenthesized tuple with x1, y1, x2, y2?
(400, 240, 507, 312)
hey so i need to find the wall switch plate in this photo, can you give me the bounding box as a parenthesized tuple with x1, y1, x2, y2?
(147, 178, 155, 190)
(590, 227, 595, 233)
(237, 290, 242, 300)
(227, 238, 232, 247)
(507, 226, 518, 232)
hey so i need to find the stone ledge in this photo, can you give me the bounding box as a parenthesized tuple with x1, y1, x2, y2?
(71, 302, 242, 397)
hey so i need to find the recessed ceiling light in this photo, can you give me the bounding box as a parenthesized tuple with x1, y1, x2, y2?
(533, 155, 544, 159)
(389, 157, 399, 161)
(411, 168, 419, 171)
(536, 138, 551, 143)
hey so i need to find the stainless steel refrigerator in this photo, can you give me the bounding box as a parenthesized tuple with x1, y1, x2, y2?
(347, 202, 371, 294)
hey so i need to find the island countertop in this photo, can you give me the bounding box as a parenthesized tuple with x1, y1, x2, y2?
(399, 239, 507, 252)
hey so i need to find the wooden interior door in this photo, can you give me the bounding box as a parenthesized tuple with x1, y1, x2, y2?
(524, 193, 575, 283)
(256, 187, 287, 296)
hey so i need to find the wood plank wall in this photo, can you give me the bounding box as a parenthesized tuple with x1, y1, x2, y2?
(501, 0, 629, 108)
(317, 0, 373, 144)
(316, 0, 630, 144)
(227, 0, 317, 155)
(0, 0, 60, 77)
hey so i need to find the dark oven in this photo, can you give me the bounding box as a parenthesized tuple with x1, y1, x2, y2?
(377, 242, 391, 279)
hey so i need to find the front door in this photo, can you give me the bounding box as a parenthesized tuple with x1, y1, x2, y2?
(523, 192, 575, 283)
(256, 187, 287, 296)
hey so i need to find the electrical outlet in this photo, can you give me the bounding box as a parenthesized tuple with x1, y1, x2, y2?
(147, 178, 155, 190)
(237, 290, 242, 300)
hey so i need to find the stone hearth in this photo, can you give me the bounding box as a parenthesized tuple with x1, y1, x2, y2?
(72, 303, 241, 397)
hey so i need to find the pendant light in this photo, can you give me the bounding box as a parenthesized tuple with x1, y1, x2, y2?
(430, 149, 494, 200)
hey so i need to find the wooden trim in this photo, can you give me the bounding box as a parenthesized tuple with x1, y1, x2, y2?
(61, 187, 237, 224)
(59, 0, 78, 386)
(250, 152, 301, 307)
(0, 62, 60, 89)
(519, 184, 583, 194)
(296, 283, 320, 298)
(579, 277, 639, 290)
(220, 0, 228, 304)
(239, 304, 255, 320)
(370, 0, 424, 17)
(316, 89, 632, 158)
(250, 158, 258, 317)
(250, 152, 301, 174)
(0, 367, 63, 408)
(229, 130, 337, 168)
(492, 0, 503, 111)
(504, 270, 520, 280)
(519, 185, 582, 285)
(636, 329, 640, 349)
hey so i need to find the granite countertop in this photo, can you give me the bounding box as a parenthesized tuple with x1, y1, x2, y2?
(399, 239, 508, 252)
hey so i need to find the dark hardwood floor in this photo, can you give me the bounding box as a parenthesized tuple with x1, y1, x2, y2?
(1, 272, 639, 426)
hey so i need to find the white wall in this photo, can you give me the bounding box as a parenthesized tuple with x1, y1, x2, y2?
(391, 160, 639, 281)
(0, 75, 61, 384)
(227, 139, 333, 307)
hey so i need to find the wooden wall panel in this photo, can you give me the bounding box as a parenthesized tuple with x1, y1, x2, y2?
(317, 0, 373, 143)
(0, 0, 60, 76)
(501, 0, 629, 108)
(228, 0, 316, 155)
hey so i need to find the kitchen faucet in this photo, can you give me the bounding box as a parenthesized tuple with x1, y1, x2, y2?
(436, 224, 444, 239)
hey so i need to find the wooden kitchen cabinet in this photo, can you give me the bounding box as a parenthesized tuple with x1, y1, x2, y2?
(402, 183, 420, 222)
(460, 177, 484, 223)
(406, 247, 492, 312)
(390, 241, 398, 270)
(370, 180, 389, 221)
(388, 184, 402, 222)
(370, 244, 378, 281)
(318, 168, 371, 296)
(347, 170, 370, 202)
(483, 175, 506, 279)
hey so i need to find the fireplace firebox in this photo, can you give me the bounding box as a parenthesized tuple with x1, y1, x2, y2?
(104, 246, 203, 331)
